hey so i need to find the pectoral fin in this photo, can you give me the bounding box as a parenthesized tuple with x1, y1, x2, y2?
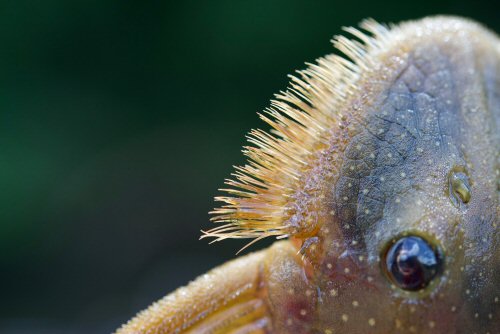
(115, 249, 272, 334)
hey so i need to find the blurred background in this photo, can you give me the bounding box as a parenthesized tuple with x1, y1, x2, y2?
(0, 1, 497, 333)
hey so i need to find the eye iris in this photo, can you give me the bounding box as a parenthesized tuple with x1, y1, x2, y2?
(385, 236, 442, 291)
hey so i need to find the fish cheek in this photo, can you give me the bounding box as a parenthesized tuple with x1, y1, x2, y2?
(263, 241, 319, 333)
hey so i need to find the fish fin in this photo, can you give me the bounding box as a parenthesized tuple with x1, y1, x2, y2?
(115, 249, 271, 334)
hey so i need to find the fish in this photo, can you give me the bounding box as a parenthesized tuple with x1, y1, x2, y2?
(116, 16, 499, 333)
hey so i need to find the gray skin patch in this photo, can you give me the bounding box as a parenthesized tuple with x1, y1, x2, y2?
(333, 44, 467, 246)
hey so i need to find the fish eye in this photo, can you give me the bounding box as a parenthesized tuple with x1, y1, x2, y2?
(383, 235, 443, 291)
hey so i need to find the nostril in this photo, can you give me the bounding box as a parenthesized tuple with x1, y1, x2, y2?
(449, 171, 471, 206)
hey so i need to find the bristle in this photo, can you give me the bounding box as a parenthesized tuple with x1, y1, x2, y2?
(201, 19, 391, 249)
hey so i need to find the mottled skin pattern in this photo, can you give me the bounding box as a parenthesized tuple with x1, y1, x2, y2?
(117, 17, 499, 334)
(269, 21, 500, 333)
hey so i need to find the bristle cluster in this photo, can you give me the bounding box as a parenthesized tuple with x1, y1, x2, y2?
(201, 19, 390, 250)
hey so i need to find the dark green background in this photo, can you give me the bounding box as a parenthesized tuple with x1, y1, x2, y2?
(0, 1, 497, 333)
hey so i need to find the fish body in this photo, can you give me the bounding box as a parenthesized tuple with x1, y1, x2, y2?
(117, 16, 499, 334)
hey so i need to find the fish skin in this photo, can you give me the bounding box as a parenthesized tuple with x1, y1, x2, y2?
(117, 16, 500, 334)
(266, 16, 500, 333)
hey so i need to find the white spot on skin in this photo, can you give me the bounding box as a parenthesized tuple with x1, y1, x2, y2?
(329, 289, 338, 297)
(429, 321, 435, 328)
(327, 263, 332, 269)
(305, 290, 313, 297)
(287, 318, 293, 326)
(451, 306, 457, 312)
(368, 318, 376, 326)
(324, 330, 333, 334)
(344, 267, 350, 274)
(300, 309, 307, 316)
(342, 314, 349, 322)
(352, 300, 359, 307)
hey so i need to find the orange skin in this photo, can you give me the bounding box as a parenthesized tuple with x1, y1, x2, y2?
(116, 17, 499, 333)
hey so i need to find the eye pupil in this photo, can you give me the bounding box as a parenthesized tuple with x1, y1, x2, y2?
(384, 236, 442, 291)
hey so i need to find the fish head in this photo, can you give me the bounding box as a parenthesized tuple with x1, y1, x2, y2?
(206, 16, 499, 333)
(305, 17, 500, 333)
